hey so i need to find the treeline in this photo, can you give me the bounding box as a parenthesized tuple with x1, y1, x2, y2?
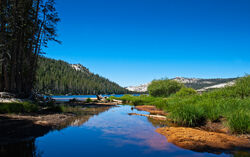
(0, 0, 59, 97)
(35, 57, 131, 95)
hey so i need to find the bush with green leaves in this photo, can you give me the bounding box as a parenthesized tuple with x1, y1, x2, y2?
(175, 87, 197, 97)
(46, 104, 64, 113)
(86, 98, 92, 103)
(148, 79, 184, 97)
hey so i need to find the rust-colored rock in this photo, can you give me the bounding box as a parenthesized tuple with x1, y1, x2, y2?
(135, 105, 167, 116)
(156, 127, 250, 153)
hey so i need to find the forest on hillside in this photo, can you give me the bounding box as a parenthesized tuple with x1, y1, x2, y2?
(0, 0, 59, 97)
(35, 57, 130, 95)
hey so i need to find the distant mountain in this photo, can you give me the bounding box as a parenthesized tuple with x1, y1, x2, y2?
(196, 81, 235, 92)
(126, 83, 150, 93)
(35, 57, 130, 95)
(126, 77, 237, 92)
(173, 77, 237, 90)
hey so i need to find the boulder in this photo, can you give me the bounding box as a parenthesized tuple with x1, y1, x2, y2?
(0, 92, 16, 98)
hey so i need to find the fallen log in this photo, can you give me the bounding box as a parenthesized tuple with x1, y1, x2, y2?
(128, 113, 166, 120)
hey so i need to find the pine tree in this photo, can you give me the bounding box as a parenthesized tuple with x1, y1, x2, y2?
(0, 0, 60, 98)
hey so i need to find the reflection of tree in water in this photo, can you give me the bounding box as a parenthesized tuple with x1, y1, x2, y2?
(0, 139, 43, 157)
(0, 106, 112, 157)
(56, 106, 112, 129)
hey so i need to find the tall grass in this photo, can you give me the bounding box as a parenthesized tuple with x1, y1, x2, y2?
(169, 100, 205, 126)
(0, 102, 38, 113)
(228, 110, 250, 134)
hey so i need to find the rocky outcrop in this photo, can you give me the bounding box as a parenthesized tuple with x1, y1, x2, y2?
(0, 92, 16, 98)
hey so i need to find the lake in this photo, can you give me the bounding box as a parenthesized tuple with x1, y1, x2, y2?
(0, 105, 232, 157)
(50, 94, 139, 101)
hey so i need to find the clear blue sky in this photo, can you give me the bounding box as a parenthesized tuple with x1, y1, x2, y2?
(45, 0, 250, 87)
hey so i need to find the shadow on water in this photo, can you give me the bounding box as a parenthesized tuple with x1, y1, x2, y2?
(0, 139, 43, 157)
(0, 116, 52, 144)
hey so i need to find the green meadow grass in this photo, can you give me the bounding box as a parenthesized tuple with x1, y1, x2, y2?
(0, 101, 39, 113)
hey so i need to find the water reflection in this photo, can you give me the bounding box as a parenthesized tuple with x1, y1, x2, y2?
(0, 106, 112, 157)
(1, 105, 247, 157)
(84, 106, 174, 152)
(60, 106, 112, 127)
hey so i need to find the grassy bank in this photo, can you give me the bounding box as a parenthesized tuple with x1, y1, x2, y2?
(115, 76, 250, 134)
(0, 102, 39, 113)
(0, 101, 83, 114)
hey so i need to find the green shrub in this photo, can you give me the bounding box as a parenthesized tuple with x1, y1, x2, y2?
(22, 101, 39, 112)
(68, 98, 79, 103)
(117, 94, 135, 103)
(86, 98, 92, 103)
(106, 96, 116, 101)
(132, 99, 144, 106)
(4, 103, 23, 113)
(148, 79, 184, 97)
(46, 105, 64, 113)
(0, 102, 39, 113)
(175, 87, 197, 97)
(228, 110, 250, 134)
(148, 99, 169, 110)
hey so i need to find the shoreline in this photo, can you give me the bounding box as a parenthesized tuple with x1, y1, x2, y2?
(134, 105, 250, 153)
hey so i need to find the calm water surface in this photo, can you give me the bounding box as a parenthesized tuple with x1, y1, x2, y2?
(50, 94, 139, 101)
(1, 105, 232, 157)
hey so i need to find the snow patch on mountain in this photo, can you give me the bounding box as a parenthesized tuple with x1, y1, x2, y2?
(197, 81, 235, 92)
(71, 64, 90, 75)
(126, 83, 150, 92)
